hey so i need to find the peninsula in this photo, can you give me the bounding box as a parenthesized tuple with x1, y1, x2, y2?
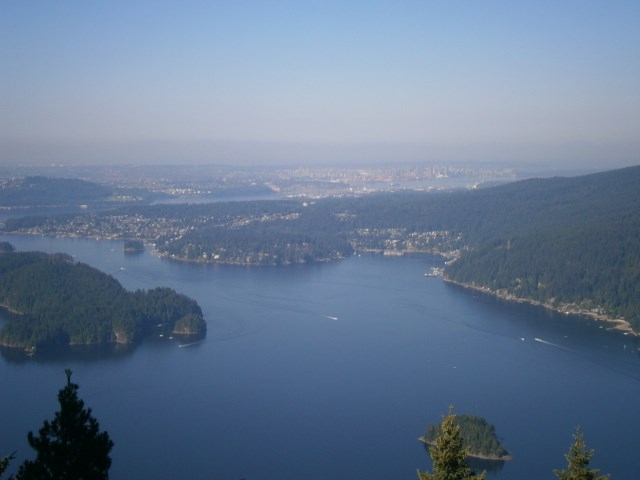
(0, 246, 206, 354)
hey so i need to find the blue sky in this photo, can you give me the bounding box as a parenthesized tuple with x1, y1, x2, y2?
(1, 0, 639, 166)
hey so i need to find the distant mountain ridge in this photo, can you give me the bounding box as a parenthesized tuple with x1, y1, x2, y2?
(0, 176, 114, 207)
(0, 176, 158, 209)
(444, 165, 640, 244)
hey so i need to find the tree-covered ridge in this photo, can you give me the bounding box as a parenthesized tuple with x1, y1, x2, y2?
(0, 249, 205, 352)
(0, 176, 112, 207)
(422, 414, 510, 460)
(0, 175, 158, 208)
(443, 166, 640, 330)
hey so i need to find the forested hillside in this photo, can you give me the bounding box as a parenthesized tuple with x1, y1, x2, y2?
(0, 176, 112, 207)
(0, 176, 158, 209)
(0, 249, 206, 352)
(443, 166, 640, 330)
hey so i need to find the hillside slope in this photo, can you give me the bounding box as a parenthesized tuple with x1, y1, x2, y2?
(444, 166, 640, 331)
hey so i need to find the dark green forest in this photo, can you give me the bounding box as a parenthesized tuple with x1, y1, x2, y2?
(0, 249, 205, 352)
(442, 166, 640, 330)
(422, 414, 510, 460)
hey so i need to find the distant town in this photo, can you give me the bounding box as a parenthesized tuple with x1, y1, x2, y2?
(0, 163, 516, 201)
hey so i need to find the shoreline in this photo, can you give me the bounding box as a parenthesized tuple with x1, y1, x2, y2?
(2, 232, 636, 335)
(418, 437, 512, 462)
(443, 277, 638, 337)
(0, 231, 452, 266)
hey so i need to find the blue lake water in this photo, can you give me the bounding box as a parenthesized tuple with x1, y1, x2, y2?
(1, 234, 638, 480)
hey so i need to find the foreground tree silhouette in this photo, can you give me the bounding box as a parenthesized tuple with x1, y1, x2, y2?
(16, 370, 113, 480)
(554, 428, 609, 480)
(1, 453, 14, 478)
(418, 407, 486, 480)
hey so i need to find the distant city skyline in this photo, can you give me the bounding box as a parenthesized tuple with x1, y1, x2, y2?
(2, 1, 639, 167)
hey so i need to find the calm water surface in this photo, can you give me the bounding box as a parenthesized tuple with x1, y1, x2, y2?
(1, 234, 638, 480)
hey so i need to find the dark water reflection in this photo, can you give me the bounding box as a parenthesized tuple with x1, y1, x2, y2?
(467, 457, 507, 476)
(0, 342, 136, 365)
(421, 443, 507, 476)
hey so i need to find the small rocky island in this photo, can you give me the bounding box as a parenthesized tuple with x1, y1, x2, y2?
(0, 241, 15, 253)
(421, 414, 511, 461)
(0, 245, 206, 355)
(123, 239, 145, 253)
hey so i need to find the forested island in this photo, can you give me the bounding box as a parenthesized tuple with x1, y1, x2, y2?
(0, 247, 206, 353)
(123, 239, 145, 253)
(3, 165, 640, 332)
(421, 414, 511, 461)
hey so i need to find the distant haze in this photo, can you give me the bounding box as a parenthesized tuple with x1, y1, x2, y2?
(1, 1, 639, 168)
(2, 139, 639, 169)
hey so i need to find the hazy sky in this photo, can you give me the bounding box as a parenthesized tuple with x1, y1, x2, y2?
(1, 1, 639, 166)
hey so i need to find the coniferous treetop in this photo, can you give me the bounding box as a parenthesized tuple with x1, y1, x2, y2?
(554, 428, 609, 480)
(418, 407, 487, 480)
(422, 414, 510, 461)
(16, 370, 114, 480)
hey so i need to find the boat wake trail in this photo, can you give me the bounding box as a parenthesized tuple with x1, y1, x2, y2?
(534, 337, 573, 352)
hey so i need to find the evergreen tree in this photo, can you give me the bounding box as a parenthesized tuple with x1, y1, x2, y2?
(1, 453, 14, 478)
(554, 428, 609, 480)
(16, 370, 113, 480)
(418, 407, 486, 480)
